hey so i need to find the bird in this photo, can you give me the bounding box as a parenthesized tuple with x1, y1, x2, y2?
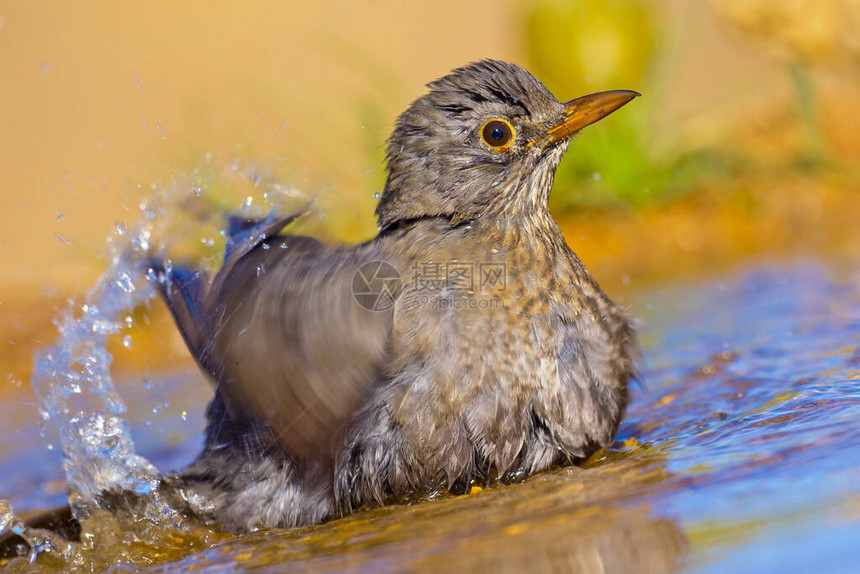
(154, 59, 640, 533)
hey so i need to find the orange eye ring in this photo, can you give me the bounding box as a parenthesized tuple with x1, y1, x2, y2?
(479, 119, 515, 152)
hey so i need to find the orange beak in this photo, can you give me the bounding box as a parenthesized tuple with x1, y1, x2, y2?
(529, 90, 640, 149)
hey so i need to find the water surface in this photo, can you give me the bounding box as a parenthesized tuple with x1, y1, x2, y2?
(2, 257, 859, 572)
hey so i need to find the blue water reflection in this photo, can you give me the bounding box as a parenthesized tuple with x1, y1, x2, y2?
(625, 261, 860, 572)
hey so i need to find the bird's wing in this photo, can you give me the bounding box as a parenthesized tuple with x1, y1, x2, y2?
(542, 308, 637, 456)
(154, 207, 397, 467)
(151, 263, 211, 375)
(207, 236, 397, 466)
(151, 207, 312, 380)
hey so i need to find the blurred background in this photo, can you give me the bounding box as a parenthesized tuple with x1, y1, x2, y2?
(0, 0, 858, 419)
(1, 3, 860, 570)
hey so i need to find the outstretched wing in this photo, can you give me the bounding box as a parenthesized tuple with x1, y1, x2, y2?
(150, 207, 311, 380)
(154, 207, 396, 468)
(150, 264, 212, 375)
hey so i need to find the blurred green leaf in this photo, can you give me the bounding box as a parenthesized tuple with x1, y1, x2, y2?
(523, 0, 729, 209)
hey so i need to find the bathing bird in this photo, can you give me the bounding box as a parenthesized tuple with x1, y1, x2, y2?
(154, 60, 640, 532)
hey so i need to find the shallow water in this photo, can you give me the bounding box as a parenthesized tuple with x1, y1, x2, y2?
(2, 255, 860, 572)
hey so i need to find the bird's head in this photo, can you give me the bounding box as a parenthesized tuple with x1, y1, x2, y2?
(376, 59, 638, 230)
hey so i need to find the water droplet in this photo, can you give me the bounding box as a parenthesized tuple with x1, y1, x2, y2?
(115, 222, 127, 236)
(256, 264, 266, 276)
(201, 237, 215, 247)
(244, 196, 253, 208)
(124, 315, 134, 328)
(54, 233, 69, 245)
(374, 192, 381, 199)
(180, 410, 188, 421)
(114, 272, 136, 294)
(122, 335, 132, 349)
(262, 243, 270, 250)
(55, 210, 64, 222)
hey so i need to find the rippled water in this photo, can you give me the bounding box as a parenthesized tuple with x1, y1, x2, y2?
(627, 261, 860, 572)
(2, 248, 859, 571)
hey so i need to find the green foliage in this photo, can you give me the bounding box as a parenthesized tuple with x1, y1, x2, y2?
(523, 0, 726, 209)
(551, 110, 731, 209)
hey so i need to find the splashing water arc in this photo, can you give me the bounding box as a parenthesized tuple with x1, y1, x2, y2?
(0, 162, 308, 563)
(30, 254, 160, 511)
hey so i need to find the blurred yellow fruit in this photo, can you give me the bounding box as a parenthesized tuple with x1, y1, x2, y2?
(523, 0, 655, 95)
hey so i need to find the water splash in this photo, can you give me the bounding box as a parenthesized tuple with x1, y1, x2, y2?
(3, 158, 309, 567)
(0, 500, 80, 567)
(31, 254, 161, 510)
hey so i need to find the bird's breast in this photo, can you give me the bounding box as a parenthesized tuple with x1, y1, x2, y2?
(337, 219, 634, 503)
(384, 229, 585, 423)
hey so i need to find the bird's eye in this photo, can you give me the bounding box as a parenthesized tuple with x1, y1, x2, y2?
(480, 119, 515, 151)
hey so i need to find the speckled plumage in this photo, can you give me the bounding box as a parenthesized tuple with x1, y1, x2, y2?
(156, 60, 639, 532)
